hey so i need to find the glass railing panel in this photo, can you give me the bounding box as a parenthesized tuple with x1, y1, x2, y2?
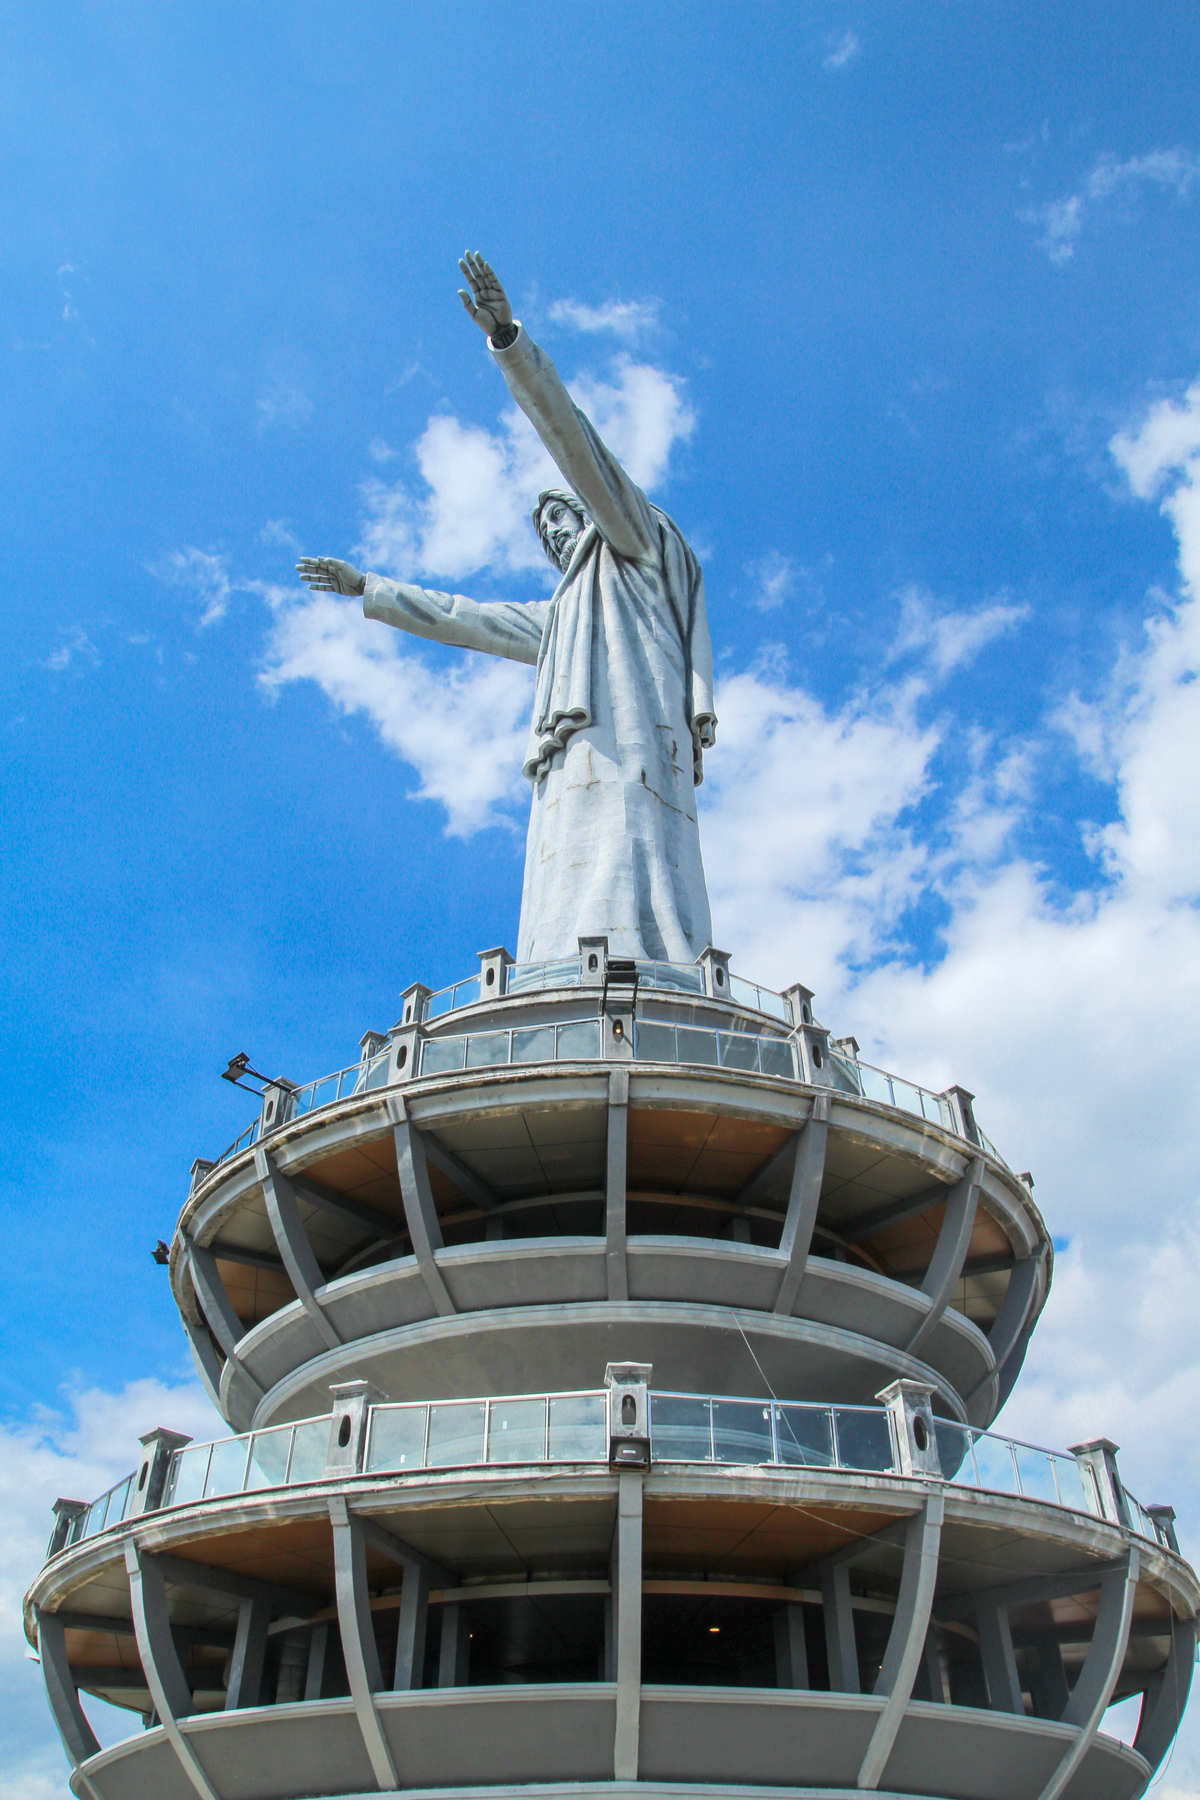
(366, 1405, 429, 1473)
(245, 1426, 293, 1491)
(504, 963, 546, 995)
(757, 989, 789, 1022)
(759, 1037, 798, 1079)
(287, 1420, 330, 1484)
(81, 1493, 111, 1539)
(650, 963, 705, 995)
(454, 976, 481, 1010)
(857, 1066, 894, 1106)
(1013, 1443, 1060, 1505)
(1049, 1455, 1090, 1515)
(712, 1399, 774, 1464)
(110, 1477, 134, 1526)
(773, 1404, 835, 1468)
(934, 1422, 976, 1483)
(539, 958, 582, 989)
(466, 1031, 510, 1069)
(511, 1025, 556, 1064)
(718, 1032, 759, 1072)
(971, 1432, 1021, 1495)
(548, 1394, 607, 1461)
(168, 1442, 212, 1507)
(362, 1050, 391, 1091)
(828, 1051, 864, 1096)
(424, 987, 455, 1019)
(833, 1408, 896, 1473)
(307, 1073, 341, 1111)
(487, 1397, 548, 1463)
(728, 975, 759, 1011)
(422, 1038, 467, 1076)
(427, 1401, 486, 1467)
(677, 1026, 719, 1066)
(205, 1435, 250, 1499)
(651, 1394, 713, 1461)
(888, 1078, 925, 1120)
(635, 1021, 678, 1062)
(557, 1020, 601, 1060)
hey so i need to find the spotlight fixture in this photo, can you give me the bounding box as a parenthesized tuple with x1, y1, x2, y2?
(151, 1240, 170, 1266)
(220, 1053, 275, 1096)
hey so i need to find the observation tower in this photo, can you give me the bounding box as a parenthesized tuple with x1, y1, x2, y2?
(23, 943, 1198, 1800)
(23, 252, 1198, 1800)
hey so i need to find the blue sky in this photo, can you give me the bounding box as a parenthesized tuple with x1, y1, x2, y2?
(5, 3, 1200, 1791)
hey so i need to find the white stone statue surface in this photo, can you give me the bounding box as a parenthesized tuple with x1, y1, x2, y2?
(299, 254, 717, 965)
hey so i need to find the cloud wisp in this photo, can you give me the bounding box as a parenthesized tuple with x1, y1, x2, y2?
(1025, 147, 1200, 265)
(547, 297, 661, 343)
(147, 547, 234, 627)
(823, 30, 860, 69)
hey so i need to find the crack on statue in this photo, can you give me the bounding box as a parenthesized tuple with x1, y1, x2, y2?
(298, 250, 717, 965)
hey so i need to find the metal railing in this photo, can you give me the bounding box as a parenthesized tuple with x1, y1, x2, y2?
(634, 1020, 798, 1079)
(829, 1048, 955, 1131)
(421, 1018, 602, 1076)
(50, 1391, 1175, 1560)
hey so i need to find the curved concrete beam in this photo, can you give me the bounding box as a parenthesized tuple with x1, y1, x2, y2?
(123, 1541, 219, 1800)
(606, 1068, 629, 1303)
(906, 1156, 984, 1358)
(387, 1094, 455, 1317)
(328, 1496, 397, 1790)
(34, 1607, 100, 1768)
(858, 1492, 945, 1789)
(1134, 1611, 1197, 1775)
(1038, 1547, 1140, 1800)
(256, 1149, 341, 1353)
(774, 1095, 830, 1317)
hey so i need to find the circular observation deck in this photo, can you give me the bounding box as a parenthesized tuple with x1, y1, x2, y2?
(27, 1424, 1197, 1800)
(173, 976, 1050, 1438)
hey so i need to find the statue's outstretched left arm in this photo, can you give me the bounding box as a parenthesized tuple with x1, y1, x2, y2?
(458, 252, 658, 564)
(297, 556, 547, 666)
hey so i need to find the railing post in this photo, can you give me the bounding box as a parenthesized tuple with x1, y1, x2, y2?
(189, 1157, 216, 1194)
(1069, 1438, 1134, 1529)
(46, 1498, 88, 1559)
(697, 943, 732, 999)
(607, 1362, 652, 1468)
(781, 982, 815, 1028)
(1146, 1504, 1180, 1553)
(359, 1030, 389, 1062)
(129, 1429, 193, 1518)
(388, 1020, 423, 1084)
(941, 1085, 981, 1146)
(326, 1381, 386, 1478)
(259, 1078, 298, 1138)
(795, 1022, 834, 1087)
(877, 1381, 943, 1478)
(398, 981, 432, 1028)
(579, 936, 608, 984)
(477, 944, 513, 997)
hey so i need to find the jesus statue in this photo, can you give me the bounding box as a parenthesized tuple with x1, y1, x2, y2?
(298, 252, 717, 967)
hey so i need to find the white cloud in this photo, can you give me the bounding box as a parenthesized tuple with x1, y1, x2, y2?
(889, 583, 1031, 676)
(547, 297, 661, 342)
(148, 547, 233, 627)
(255, 380, 313, 431)
(747, 551, 797, 612)
(44, 627, 100, 672)
(356, 355, 694, 586)
(258, 591, 534, 837)
(1025, 147, 1199, 264)
(0, 1374, 224, 1793)
(823, 30, 860, 69)
(259, 518, 302, 553)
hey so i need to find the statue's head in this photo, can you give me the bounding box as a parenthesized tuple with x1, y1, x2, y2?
(532, 489, 588, 573)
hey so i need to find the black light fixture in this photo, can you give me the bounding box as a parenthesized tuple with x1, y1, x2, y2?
(220, 1052, 275, 1096)
(151, 1240, 170, 1266)
(599, 956, 639, 1018)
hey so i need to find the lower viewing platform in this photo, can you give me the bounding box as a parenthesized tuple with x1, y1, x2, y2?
(28, 1384, 1196, 1800)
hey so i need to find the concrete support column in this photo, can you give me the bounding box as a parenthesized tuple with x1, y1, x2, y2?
(1037, 1549, 1140, 1800)
(906, 1156, 983, 1357)
(611, 1468, 644, 1781)
(773, 1095, 830, 1316)
(328, 1497, 397, 1791)
(388, 1093, 455, 1316)
(304, 1622, 331, 1701)
(438, 1604, 471, 1687)
(605, 1068, 629, 1302)
(774, 1604, 808, 1687)
(393, 1563, 431, 1690)
(976, 1601, 1023, 1714)
(35, 1608, 100, 1767)
(858, 1494, 945, 1790)
(124, 1541, 219, 1800)
(225, 1600, 270, 1711)
(256, 1148, 341, 1352)
(823, 1563, 859, 1694)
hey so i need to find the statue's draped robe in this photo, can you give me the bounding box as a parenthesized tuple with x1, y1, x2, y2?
(363, 326, 717, 964)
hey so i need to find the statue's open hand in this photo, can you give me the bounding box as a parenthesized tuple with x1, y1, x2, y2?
(457, 251, 513, 338)
(296, 557, 366, 597)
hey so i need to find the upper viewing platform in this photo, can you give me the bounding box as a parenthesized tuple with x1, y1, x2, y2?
(171, 947, 1050, 1442)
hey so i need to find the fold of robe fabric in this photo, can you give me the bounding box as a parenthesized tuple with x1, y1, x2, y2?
(363, 324, 717, 964)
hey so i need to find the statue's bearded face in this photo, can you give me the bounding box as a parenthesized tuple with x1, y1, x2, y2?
(539, 498, 586, 572)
